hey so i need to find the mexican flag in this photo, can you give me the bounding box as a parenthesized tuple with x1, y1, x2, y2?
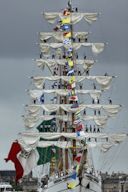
(5, 141, 39, 181)
(5, 119, 59, 181)
(5, 141, 59, 182)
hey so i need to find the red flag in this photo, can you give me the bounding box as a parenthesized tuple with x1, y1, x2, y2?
(63, 9, 70, 16)
(75, 123, 84, 131)
(5, 141, 23, 181)
(74, 152, 82, 163)
(69, 95, 78, 101)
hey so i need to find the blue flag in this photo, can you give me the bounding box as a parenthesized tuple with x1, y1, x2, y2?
(67, 69, 74, 76)
(61, 24, 70, 30)
(71, 102, 79, 108)
(63, 39, 71, 45)
(70, 172, 77, 180)
(76, 131, 80, 137)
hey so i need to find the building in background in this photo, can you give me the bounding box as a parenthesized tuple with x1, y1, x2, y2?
(0, 170, 15, 182)
(102, 172, 128, 192)
(0, 170, 37, 192)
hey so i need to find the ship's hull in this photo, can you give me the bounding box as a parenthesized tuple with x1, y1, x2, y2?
(39, 173, 101, 192)
(81, 173, 101, 192)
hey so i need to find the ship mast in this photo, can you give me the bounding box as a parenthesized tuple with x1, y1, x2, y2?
(59, 0, 75, 174)
(68, 0, 77, 161)
(61, 0, 77, 174)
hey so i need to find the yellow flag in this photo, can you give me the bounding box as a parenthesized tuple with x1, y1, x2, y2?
(75, 110, 81, 116)
(62, 17, 71, 24)
(71, 90, 75, 95)
(69, 76, 75, 84)
(67, 181, 77, 189)
(64, 32, 71, 38)
(67, 59, 74, 67)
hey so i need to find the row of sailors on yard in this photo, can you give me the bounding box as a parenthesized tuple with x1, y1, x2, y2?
(52, 67, 89, 76)
(41, 35, 88, 45)
(52, 68, 109, 76)
(40, 109, 103, 116)
(33, 95, 112, 106)
(40, 52, 87, 60)
(58, 97, 112, 105)
(84, 109, 102, 116)
(85, 125, 101, 133)
(50, 81, 108, 90)
(87, 137, 109, 142)
(49, 78, 107, 90)
(92, 98, 112, 104)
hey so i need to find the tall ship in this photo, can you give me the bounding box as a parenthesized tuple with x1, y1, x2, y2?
(5, 1, 127, 192)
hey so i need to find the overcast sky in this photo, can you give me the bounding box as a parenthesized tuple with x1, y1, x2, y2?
(0, 0, 128, 173)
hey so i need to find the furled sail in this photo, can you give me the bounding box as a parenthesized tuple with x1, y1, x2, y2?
(40, 42, 105, 54)
(19, 132, 127, 142)
(35, 59, 94, 71)
(18, 139, 113, 152)
(26, 104, 121, 116)
(43, 12, 99, 24)
(24, 118, 39, 128)
(18, 133, 39, 152)
(29, 89, 101, 99)
(32, 75, 113, 90)
(40, 32, 89, 42)
(23, 115, 109, 128)
(18, 136, 124, 155)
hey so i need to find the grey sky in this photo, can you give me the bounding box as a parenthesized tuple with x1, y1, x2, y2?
(0, 0, 128, 172)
